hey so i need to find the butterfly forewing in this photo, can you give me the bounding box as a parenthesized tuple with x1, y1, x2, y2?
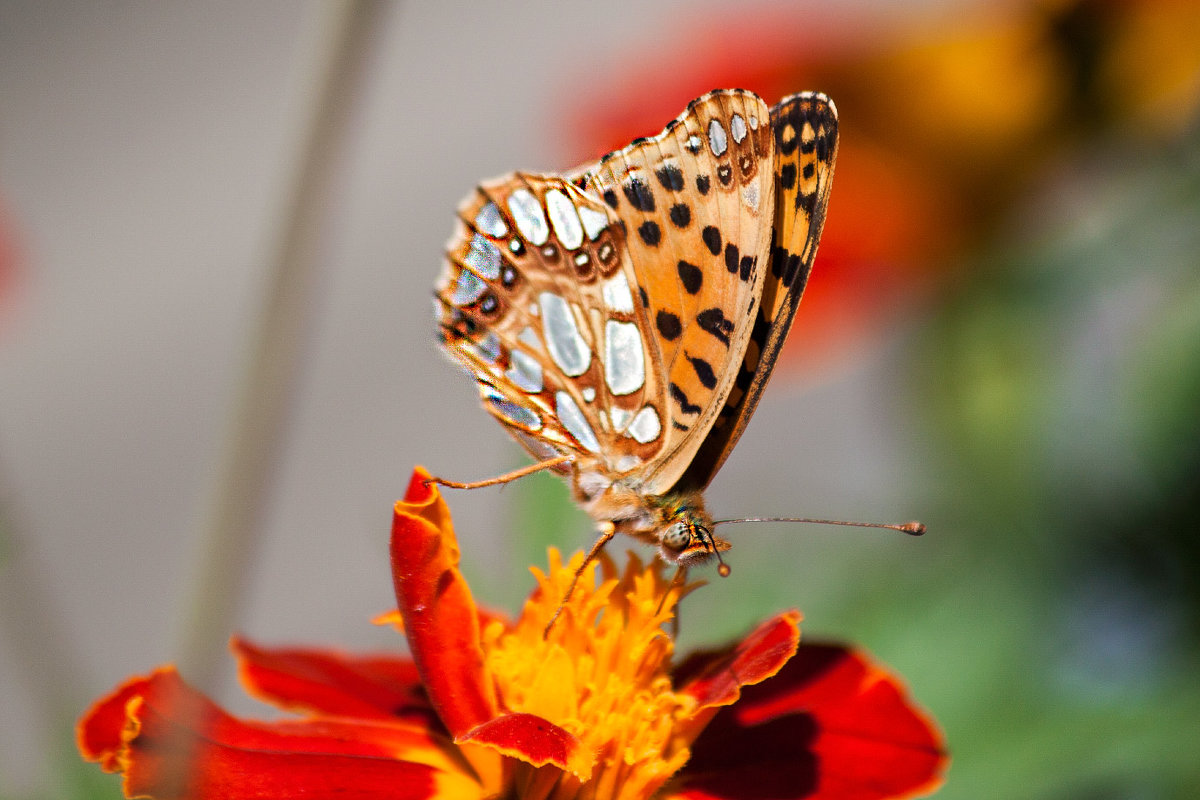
(672, 92, 839, 495)
(578, 89, 776, 494)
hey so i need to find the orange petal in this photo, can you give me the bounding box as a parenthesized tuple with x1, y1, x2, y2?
(232, 638, 436, 726)
(460, 712, 592, 781)
(677, 611, 801, 709)
(674, 643, 946, 800)
(77, 667, 480, 800)
(391, 467, 499, 737)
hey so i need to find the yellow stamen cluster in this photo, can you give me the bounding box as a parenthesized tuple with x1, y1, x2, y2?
(482, 550, 697, 800)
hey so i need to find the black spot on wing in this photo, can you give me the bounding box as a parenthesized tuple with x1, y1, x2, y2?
(696, 307, 733, 346)
(739, 254, 755, 282)
(603, 189, 619, 209)
(702, 225, 721, 255)
(696, 175, 710, 195)
(686, 354, 718, 389)
(623, 178, 656, 212)
(779, 163, 796, 190)
(778, 123, 798, 156)
(669, 203, 691, 228)
(656, 310, 682, 341)
(724, 243, 740, 274)
(717, 165, 733, 186)
(677, 260, 703, 294)
(639, 220, 662, 246)
(782, 251, 802, 287)
(670, 382, 701, 415)
(816, 130, 834, 161)
(639, 286, 649, 307)
(655, 164, 685, 191)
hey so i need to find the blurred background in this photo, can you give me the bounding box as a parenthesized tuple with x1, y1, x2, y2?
(2, 1, 1198, 798)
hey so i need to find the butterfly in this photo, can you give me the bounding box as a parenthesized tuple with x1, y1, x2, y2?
(434, 89, 844, 574)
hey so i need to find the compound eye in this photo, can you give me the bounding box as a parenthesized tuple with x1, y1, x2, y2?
(660, 521, 692, 552)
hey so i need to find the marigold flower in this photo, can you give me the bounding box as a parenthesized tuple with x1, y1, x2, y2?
(78, 468, 946, 800)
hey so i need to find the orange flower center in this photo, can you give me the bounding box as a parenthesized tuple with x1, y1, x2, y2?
(482, 550, 696, 800)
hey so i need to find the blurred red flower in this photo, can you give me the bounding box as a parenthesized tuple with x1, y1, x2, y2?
(564, 0, 1200, 374)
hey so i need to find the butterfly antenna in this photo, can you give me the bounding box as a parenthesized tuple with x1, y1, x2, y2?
(712, 517, 926, 536)
(697, 525, 732, 577)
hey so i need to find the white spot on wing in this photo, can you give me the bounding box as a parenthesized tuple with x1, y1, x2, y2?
(555, 391, 600, 452)
(615, 454, 642, 473)
(508, 189, 549, 245)
(582, 387, 596, 402)
(601, 272, 634, 313)
(463, 233, 501, 279)
(506, 349, 543, 393)
(518, 326, 541, 352)
(545, 189, 584, 250)
(482, 386, 540, 430)
(539, 292, 591, 377)
(475, 332, 500, 363)
(626, 405, 661, 443)
(742, 182, 760, 212)
(708, 119, 728, 156)
(604, 320, 645, 396)
(577, 205, 609, 240)
(451, 269, 486, 305)
(730, 114, 747, 143)
(610, 406, 632, 432)
(474, 202, 507, 237)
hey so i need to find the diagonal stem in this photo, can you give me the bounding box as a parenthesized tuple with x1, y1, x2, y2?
(172, 0, 388, 689)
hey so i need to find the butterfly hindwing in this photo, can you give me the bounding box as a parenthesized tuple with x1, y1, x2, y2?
(672, 92, 839, 494)
(439, 172, 674, 474)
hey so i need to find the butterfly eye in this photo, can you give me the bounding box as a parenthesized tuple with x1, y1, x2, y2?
(659, 521, 693, 552)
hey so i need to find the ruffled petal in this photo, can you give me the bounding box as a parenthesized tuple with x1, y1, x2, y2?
(391, 467, 499, 738)
(676, 611, 801, 710)
(232, 637, 437, 727)
(671, 643, 947, 800)
(77, 667, 482, 800)
(460, 711, 592, 780)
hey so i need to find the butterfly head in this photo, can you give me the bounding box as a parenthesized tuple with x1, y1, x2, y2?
(655, 498, 732, 575)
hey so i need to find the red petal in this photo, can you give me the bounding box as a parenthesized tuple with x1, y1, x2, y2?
(677, 611, 801, 709)
(77, 667, 474, 800)
(391, 467, 499, 738)
(676, 644, 946, 800)
(460, 712, 591, 780)
(232, 638, 437, 727)
(78, 670, 160, 772)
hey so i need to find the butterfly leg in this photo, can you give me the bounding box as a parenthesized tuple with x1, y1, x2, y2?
(543, 521, 616, 637)
(425, 454, 574, 490)
(656, 565, 688, 638)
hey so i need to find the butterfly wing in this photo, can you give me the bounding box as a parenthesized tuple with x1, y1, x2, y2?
(577, 89, 776, 495)
(671, 92, 839, 494)
(436, 89, 783, 503)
